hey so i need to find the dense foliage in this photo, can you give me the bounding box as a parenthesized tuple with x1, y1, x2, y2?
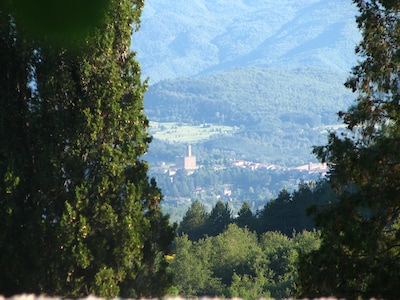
(171, 224, 320, 299)
(298, 1, 400, 298)
(178, 180, 335, 241)
(169, 181, 334, 298)
(0, 0, 174, 298)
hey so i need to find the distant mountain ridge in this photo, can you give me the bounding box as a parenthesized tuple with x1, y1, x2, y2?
(145, 67, 353, 127)
(133, 0, 360, 83)
(133, 0, 363, 167)
(143, 67, 354, 166)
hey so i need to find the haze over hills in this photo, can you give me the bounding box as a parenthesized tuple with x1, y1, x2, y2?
(144, 67, 353, 166)
(131, 0, 364, 219)
(133, 0, 360, 83)
(131, 0, 362, 168)
(145, 68, 352, 127)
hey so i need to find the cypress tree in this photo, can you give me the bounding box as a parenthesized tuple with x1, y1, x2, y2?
(0, 7, 46, 295)
(0, 0, 175, 297)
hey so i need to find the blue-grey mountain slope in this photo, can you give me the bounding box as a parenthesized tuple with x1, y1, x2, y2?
(133, 0, 360, 83)
(144, 67, 353, 166)
(132, 0, 362, 167)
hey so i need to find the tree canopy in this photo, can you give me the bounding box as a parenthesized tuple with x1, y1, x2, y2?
(0, 0, 175, 298)
(298, 1, 400, 298)
(170, 224, 320, 299)
(178, 200, 209, 241)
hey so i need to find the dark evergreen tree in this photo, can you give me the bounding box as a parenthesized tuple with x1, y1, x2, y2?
(207, 200, 232, 236)
(256, 189, 293, 235)
(254, 182, 335, 236)
(0, 0, 175, 297)
(298, 1, 400, 298)
(235, 200, 254, 229)
(0, 8, 44, 295)
(178, 200, 209, 241)
(128, 181, 177, 298)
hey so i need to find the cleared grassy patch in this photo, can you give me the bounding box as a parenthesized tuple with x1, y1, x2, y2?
(149, 121, 238, 143)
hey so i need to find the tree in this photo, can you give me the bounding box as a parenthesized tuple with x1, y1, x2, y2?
(0, 0, 109, 46)
(0, 0, 175, 297)
(170, 235, 218, 297)
(235, 200, 254, 228)
(259, 231, 298, 298)
(207, 200, 232, 236)
(298, 1, 400, 298)
(256, 189, 294, 235)
(127, 182, 177, 298)
(229, 273, 270, 300)
(178, 200, 209, 241)
(211, 224, 264, 288)
(0, 8, 44, 295)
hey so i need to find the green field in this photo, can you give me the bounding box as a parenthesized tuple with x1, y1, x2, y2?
(149, 122, 238, 143)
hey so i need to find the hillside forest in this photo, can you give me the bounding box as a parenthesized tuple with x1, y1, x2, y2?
(144, 68, 353, 167)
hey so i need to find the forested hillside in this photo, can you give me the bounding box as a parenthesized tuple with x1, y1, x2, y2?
(144, 67, 353, 166)
(145, 67, 352, 126)
(133, 0, 361, 167)
(133, 0, 360, 83)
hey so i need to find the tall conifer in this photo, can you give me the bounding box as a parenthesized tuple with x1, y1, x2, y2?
(298, 1, 400, 298)
(0, 1, 175, 297)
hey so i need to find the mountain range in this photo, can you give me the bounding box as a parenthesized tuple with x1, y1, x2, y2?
(131, 0, 363, 167)
(133, 0, 361, 83)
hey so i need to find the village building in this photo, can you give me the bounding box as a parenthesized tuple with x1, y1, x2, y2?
(175, 145, 197, 170)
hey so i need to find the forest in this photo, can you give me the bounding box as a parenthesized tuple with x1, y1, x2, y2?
(145, 68, 352, 127)
(171, 225, 320, 299)
(164, 180, 334, 299)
